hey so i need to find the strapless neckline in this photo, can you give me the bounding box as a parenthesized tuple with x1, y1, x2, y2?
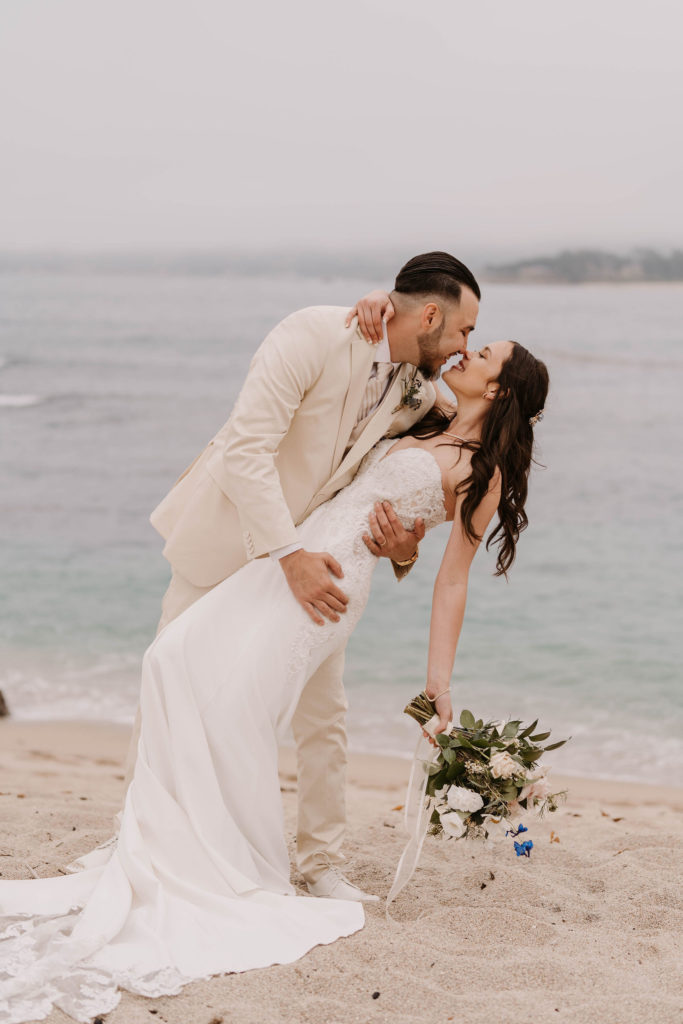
(378, 443, 450, 521)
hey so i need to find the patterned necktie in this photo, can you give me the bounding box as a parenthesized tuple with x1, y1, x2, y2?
(354, 362, 396, 426)
(344, 362, 397, 455)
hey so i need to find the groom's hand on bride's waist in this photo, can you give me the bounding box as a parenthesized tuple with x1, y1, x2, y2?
(363, 501, 425, 563)
(279, 549, 349, 626)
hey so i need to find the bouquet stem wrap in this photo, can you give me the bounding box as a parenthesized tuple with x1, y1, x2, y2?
(386, 732, 438, 916)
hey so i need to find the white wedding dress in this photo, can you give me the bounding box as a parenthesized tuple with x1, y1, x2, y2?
(0, 439, 447, 1023)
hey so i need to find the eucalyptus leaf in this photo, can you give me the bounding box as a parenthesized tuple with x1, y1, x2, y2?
(543, 739, 569, 750)
(518, 749, 538, 763)
(460, 709, 476, 729)
(518, 719, 539, 739)
(530, 731, 551, 742)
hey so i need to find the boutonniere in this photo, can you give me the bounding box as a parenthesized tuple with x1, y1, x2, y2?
(392, 370, 423, 413)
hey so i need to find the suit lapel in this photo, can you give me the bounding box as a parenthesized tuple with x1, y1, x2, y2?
(331, 333, 376, 470)
(325, 363, 409, 494)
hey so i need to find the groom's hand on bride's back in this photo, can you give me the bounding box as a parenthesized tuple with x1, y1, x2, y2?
(363, 501, 425, 562)
(279, 549, 349, 626)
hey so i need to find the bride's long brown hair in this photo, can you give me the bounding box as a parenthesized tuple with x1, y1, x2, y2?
(410, 342, 549, 577)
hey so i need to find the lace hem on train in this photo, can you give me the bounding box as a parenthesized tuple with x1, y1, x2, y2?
(0, 904, 192, 1023)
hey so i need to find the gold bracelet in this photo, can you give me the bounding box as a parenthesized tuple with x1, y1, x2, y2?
(394, 547, 419, 567)
(427, 687, 450, 702)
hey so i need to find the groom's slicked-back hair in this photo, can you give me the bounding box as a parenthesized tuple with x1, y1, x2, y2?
(394, 251, 481, 303)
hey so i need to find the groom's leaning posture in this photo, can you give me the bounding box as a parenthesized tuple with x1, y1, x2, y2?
(126, 251, 480, 901)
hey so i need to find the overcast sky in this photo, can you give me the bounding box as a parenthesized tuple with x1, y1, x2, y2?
(1, 0, 681, 257)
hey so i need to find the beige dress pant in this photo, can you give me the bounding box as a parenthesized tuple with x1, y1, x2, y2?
(122, 568, 348, 884)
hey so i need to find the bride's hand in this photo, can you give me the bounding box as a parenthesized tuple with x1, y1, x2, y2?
(421, 691, 452, 747)
(345, 290, 395, 343)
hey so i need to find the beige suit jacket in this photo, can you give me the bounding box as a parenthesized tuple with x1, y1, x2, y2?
(150, 305, 436, 588)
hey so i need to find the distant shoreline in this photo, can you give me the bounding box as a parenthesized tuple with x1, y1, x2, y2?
(480, 277, 683, 287)
(484, 247, 683, 285)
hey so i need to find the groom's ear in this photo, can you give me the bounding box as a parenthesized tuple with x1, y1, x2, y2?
(420, 301, 442, 330)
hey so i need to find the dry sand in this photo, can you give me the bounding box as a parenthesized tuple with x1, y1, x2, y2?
(1, 719, 682, 1024)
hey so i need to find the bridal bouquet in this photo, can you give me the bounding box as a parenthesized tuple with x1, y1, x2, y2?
(404, 693, 569, 853)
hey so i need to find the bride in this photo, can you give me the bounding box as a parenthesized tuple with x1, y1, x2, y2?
(0, 332, 548, 1023)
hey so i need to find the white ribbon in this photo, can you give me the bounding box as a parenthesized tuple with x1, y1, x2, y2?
(386, 714, 452, 916)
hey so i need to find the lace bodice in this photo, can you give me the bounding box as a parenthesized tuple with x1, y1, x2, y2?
(287, 438, 448, 680)
(309, 437, 448, 557)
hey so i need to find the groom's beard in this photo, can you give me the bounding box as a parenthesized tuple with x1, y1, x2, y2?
(416, 321, 447, 380)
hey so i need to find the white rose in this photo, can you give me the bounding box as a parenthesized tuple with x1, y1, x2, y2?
(446, 786, 484, 814)
(439, 811, 466, 838)
(519, 776, 552, 806)
(482, 814, 509, 843)
(489, 751, 519, 779)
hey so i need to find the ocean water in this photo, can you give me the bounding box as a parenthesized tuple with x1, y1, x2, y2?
(1, 266, 681, 785)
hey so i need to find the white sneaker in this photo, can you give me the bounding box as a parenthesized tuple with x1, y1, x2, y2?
(306, 866, 380, 903)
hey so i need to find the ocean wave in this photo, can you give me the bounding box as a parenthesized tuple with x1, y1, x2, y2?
(344, 686, 683, 787)
(0, 393, 42, 408)
(2, 656, 682, 785)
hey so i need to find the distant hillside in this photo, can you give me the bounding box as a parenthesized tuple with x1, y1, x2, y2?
(484, 249, 683, 284)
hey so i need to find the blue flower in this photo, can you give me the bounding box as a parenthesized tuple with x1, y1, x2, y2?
(514, 839, 533, 858)
(505, 823, 529, 838)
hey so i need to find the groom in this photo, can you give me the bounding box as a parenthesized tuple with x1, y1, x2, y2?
(130, 251, 480, 901)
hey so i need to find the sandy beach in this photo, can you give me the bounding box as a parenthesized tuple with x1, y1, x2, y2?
(1, 719, 682, 1024)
